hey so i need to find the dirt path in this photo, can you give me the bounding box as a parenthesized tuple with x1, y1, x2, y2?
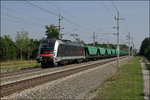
(140, 57, 150, 100)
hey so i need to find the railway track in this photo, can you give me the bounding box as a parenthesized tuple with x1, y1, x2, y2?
(1, 56, 117, 78)
(2, 57, 123, 86)
(1, 66, 42, 78)
(0, 56, 127, 98)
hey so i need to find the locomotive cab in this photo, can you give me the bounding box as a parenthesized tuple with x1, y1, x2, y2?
(37, 39, 56, 67)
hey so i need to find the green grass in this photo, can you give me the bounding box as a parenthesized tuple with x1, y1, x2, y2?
(94, 56, 144, 99)
(0, 60, 40, 70)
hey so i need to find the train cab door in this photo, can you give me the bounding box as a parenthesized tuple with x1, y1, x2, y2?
(60, 44, 63, 61)
(57, 44, 63, 61)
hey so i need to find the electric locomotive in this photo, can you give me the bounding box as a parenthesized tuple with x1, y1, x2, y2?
(37, 38, 85, 67)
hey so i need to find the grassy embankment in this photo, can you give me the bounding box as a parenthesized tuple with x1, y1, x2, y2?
(1, 60, 40, 71)
(94, 56, 143, 99)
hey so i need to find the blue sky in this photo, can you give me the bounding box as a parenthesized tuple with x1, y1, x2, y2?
(1, 1, 149, 49)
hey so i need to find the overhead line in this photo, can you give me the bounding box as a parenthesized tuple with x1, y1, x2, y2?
(24, 1, 110, 34)
(119, 13, 129, 35)
(2, 17, 44, 27)
(3, 3, 80, 26)
(24, 1, 58, 17)
(24, 1, 115, 36)
(47, 1, 113, 34)
(123, 20, 129, 33)
(96, 33, 108, 40)
(2, 17, 28, 25)
(63, 17, 95, 32)
(47, 1, 98, 32)
(46, 1, 83, 24)
(24, 1, 86, 30)
(111, 0, 119, 13)
(101, 1, 115, 17)
(2, 6, 53, 23)
(63, 29, 78, 35)
(2, 12, 44, 27)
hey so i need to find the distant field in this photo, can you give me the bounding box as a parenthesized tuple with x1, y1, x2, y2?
(1, 60, 40, 71)
(94, 56, 143, 99)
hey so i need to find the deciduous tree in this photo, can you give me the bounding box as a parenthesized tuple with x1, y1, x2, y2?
(15, 29, 30, 61)
(45, 24, 59, 39)
(140, 38, 150, 60)
(0, 35, 17, 61)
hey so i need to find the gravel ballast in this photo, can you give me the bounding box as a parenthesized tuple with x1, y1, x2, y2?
(2, 57, 129, 99)
(1, 57, 117, 85)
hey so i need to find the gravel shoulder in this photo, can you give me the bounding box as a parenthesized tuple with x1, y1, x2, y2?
(140, 57, 150, 100)
(2, 56, 129, 99)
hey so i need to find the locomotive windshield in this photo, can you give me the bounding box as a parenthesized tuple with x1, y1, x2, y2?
(40, 39, 56, 54)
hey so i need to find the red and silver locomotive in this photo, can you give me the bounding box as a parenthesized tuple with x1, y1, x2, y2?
(37, 38, 85, 67)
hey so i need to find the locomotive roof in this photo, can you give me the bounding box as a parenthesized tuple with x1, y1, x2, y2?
(43, 38, 82, 47)
(62, 40, 82, 46)
(42, 39, 56, 42)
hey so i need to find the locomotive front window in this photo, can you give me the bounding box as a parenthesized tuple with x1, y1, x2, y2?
(42, 40, 55, 48)
(40, 40, 56, 54)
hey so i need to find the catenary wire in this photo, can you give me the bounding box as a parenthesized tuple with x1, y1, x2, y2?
(100, 0, 115, 17)
(24, 1, 95, 32)
(2, 12, 45, 27)
(46, 1, 101, 32)
(2, 17, 44, 27)
(2, 6, 53, 23)
(24, 1, 58, 17)
(46, 1, 115, 36)
(111, 0, 119, 13)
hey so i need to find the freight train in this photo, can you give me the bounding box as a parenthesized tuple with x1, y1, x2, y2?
(37, 38, 128, 67)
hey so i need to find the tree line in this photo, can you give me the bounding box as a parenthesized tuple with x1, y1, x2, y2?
(0, 24, 59, 61)
(0, 29, 43, 61)
(140, 37, 150, 60)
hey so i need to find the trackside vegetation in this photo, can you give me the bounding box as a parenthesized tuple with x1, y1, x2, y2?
(94, 56, 143, 99)
(1, 60, 40, 71)
(140, 37, 150, 60)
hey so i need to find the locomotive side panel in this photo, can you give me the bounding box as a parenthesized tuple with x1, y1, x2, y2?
(55, 43, 85, 63)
